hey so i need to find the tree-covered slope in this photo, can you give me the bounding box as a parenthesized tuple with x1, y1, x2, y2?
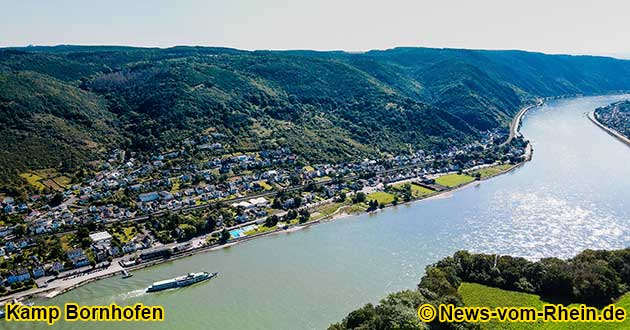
(0, 68, 120, 192)
(2, 46, 630, 193)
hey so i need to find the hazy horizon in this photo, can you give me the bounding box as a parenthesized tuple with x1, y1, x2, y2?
(2, 0, 630, 58)
(4, 43, 630, 61)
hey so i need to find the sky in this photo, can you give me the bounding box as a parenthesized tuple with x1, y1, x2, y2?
(2, 0, 630, 57)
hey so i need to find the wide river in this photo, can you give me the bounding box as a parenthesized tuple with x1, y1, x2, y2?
(6, 95, 630, 330)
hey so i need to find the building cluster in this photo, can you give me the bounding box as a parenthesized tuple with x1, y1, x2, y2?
(0, 229, 155, 288)
(0, 128, 525, 291)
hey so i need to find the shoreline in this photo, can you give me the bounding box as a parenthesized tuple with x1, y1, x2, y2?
(500, 98, 544, 146)
(587, 111, 630, 148)
(0, 101, 543, 304)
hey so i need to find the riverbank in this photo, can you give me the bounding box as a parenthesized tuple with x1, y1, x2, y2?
(9, 95, 630, 330)
(1, 162, 530, 304)
(500, 98, 544, 146)
(0, 101, 543, 304)
(587, 111, 630, 147)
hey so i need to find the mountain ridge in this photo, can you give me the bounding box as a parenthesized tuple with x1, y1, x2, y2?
(2, 45, 630, 194)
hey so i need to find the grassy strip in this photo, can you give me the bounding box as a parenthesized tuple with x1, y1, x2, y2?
(366, 191, 396, 204)
(460, 282, 630, 330)
(435, 173, 475, 187)
(468, 164, 513, 179)
(244, 225, 277, 236)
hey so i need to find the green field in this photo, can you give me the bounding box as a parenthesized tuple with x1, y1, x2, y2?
(19, 172, 46, 190)
(460, 282, 630, 330)
(316, 202, 346, 216)
(469, 164, 513, 178)
(366, 191, 395, 204)
(391, 182, 436, 198)
(410, 183, 435, 198)
(19, 169, 72, 191)
(53, 175, 72, 188)
(112, 226, 137, 243)
(435, 173, 475, 187)
(312, 200, 369, 220)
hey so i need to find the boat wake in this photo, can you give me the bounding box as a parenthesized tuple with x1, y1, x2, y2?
(115, 288, 148, 300)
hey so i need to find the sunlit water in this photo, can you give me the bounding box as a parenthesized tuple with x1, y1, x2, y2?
(5, 95, 630, 330)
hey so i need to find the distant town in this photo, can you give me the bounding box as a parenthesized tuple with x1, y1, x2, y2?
(0, 127, 529, 299)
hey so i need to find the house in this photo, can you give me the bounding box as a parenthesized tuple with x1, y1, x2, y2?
(158, 191, 174, 201)
(50, 262, 64, 273)
(93, 247, 108, 262)
(67, 248, 85, 260)
(66, 248, 90, 268)
(138, 192, 160, 203)
(72, 257, 90, 268)
(7, 268, 31, 284)
(236, 214, 249, 223)
(232, 201, 252, 209)
(72, 258, 90, 268)
(0, 226, 11, 237)
(32, 266, 45, 278)
(140, 235, 153, 248)
(139, 247, 171, 261)
(4, 242, 16, 253)
(248, 197, 269, 207)
(282, 198, 295, 209)
(89, 231, 112, 244)
(109, 246, 121, 256)
(123, 242, 138, 253)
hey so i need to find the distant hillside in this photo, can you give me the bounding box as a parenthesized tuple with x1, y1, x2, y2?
(2, 46, 630, 193)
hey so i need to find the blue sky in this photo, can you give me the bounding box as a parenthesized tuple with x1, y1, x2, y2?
(2, 0, 629, 57)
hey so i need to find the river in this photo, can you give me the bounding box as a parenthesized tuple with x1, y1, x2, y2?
(5, 95, 630, 330)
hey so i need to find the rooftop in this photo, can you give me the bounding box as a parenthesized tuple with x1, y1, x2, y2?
(89, 231, 112, 242)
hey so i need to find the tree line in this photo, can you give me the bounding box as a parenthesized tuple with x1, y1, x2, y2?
(330, 248, 630, 329)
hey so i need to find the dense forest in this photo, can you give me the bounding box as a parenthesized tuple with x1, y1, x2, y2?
(330, 248, 630, 329)
(3, 46, 630, 194)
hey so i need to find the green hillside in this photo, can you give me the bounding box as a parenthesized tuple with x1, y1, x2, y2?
(0, 68, 120, 194)
(2, 46, 630, 193)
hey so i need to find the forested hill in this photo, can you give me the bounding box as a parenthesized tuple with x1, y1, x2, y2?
(2, 45, 630, 193)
